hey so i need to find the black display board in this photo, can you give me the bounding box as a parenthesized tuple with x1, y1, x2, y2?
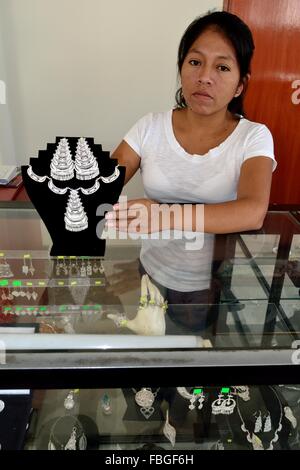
(21, 137, 125, 256)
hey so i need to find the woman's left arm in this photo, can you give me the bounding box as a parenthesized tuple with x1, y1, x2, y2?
(199, 156, 274, 233)
(107, 156, 273, 234)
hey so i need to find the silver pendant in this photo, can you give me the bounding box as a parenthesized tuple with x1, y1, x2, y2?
(64, 391, 75, 410)
(64, 190, 88, 232)
(134, 388, 155, 420)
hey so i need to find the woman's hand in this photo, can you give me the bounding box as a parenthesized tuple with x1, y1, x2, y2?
(105, 198, 161, 234)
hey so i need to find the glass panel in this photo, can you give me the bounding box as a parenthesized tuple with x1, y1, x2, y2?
(0, 209, 299, 374)
(1, 385, 297, 450)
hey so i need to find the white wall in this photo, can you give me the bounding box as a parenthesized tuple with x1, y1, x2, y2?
(0, 19, 16, 165)
(0, 0, 223, 196)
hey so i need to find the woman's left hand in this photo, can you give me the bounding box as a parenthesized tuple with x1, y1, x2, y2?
(105, 198, 160, 234)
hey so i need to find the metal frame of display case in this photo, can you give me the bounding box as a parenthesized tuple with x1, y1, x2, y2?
(212, 212, 300, 344)
(0, 347, 298, 389)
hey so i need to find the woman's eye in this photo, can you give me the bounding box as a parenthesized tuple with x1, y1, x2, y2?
(189, 59, 201, 66)
(217, 65, 230, 72)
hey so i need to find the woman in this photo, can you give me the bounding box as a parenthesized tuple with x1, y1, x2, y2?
(105, 11, 277, 332)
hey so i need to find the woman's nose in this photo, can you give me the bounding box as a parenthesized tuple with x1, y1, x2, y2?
(197, 66, 212, 85)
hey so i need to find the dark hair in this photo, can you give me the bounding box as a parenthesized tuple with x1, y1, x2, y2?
(175, 11, 255, 116)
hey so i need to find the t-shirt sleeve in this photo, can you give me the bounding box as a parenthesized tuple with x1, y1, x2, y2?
(243, 124, 277, 172)
(123, 113, 152, 157)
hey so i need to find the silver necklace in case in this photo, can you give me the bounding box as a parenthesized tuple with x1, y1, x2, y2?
(48, 416, 87, 450)
(237, 386, 283, 450)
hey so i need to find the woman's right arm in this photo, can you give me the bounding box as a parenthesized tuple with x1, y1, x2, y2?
(111, 140, 141, 185)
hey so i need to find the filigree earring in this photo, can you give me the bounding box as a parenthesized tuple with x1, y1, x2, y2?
(99, 260, 105, 274)
(221, 393, 236, 415)
(80, 259, 86, 277)
(212, 393, 225, 415)
(189, 388, 205, 410)
(50, 138, 74, 181)
(86, 260, 92, 276)
(263, 412, 272, 432)
(0, 256, 14, 278)
(75, 137, 99, 180)
(254, 411, 262, 433)
(29, 257, 35, 276)
(22, 257, 29, 275)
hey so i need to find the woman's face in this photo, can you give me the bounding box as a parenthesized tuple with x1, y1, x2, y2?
(180, 28, 244, 116)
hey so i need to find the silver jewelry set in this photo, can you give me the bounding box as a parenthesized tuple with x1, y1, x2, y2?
(211, 392, 236, 415)
(55, 257, 104, 277)
(46, 386, 297, 451)
(211, 385, 250, 416)
(132, 387, 160, 420)
(237, 404, 279, 450)
(27, 137, 120, 232)
(176, 387, 206, 410)
(0, 255, 38, 301)
(0, 255, 36, 279)
(177, 387, 239, 415)
(236, 386, 297, 450)
(48, 415, 87, 451)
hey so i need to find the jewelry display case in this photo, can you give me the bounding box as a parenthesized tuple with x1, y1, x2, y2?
(0, 206, 300, 450)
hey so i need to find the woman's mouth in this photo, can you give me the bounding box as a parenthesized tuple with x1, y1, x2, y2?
(192, 92, 213, 100)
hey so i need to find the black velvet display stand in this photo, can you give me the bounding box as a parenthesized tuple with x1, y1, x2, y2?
(21, 137, 125, 256)
(218, 386, 293, 450)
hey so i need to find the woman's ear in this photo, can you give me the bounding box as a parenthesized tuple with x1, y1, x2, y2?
(235, 73, 251, 97)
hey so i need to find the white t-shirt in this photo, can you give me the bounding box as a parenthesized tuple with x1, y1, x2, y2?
(124, 110, 276, 292)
